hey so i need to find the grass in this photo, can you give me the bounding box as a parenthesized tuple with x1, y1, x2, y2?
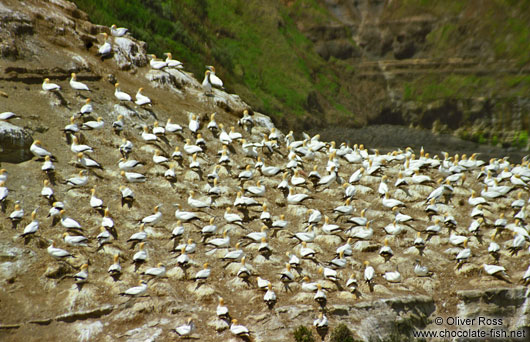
(73, 0, 350, 122)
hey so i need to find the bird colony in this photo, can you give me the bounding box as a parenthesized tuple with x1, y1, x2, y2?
(2, 19, 530, 342)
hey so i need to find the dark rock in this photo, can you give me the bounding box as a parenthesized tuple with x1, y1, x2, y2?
(0, 122, 33, 163)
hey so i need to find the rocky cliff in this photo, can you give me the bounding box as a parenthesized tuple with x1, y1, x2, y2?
(0, 1, 529, 342)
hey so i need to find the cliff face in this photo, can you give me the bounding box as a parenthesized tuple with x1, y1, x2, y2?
(1, 1, 530, 342)
(73, 0, 530, 149)
(305, 0, 530, 148)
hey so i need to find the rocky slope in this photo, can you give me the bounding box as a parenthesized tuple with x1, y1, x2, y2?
(0, 1, 530, 342)
(71, 0, 530, 150)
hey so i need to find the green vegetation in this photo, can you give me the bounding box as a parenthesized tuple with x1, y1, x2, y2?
(293, 325, 315, 342)
(73, 0, 352, 123)
(330, 323, 356, 342)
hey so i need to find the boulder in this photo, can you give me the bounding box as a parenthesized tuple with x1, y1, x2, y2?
(0, 121, 33, 163)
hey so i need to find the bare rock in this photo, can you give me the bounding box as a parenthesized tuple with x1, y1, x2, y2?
(112, 37, 147, 70)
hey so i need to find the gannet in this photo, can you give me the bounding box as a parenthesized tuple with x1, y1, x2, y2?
(114, 83, 131, 102)
(483, 264, 511, 282)
(165, 118, 183, 134)
(307, 209, 322, 225)
(301, 276, 318, 292)
(206, 65, 224, 88)
(0, 112, 17, 121)
(456, 240, 471, 267)
(69, 73, 89, 91)
(383, 269, 402, 283)
(63, 116, 79, 137)
(347, 222, 373, 240)
(206, 230, 230, 248)
(174, 204, 199, 222)
(280, 263, 295, 289)
(336, 238, 353, 256)
(77, 152, 102, 169)
(217, 297, 229, 319)
(202, 70, 212, 94)
(488, 232, 500, 262)
(321, 266, 339, 282)
(238, 165, 254, 182)
(187, 190, 211, 209)
(314, 283, 327, 306)
(449, 233, 468, 246)
(133, 242, 148, 265)
(112, 115, 124, 133)
(59, 210, 82, 230)
(207, 113, 218, 134)
(333, 198, 354, 217)
(20, 208, 39, 237)
(188, 114, 200, 134)
(349, 167, 365, 184)
(108, 254, 122, 277)
(97, 226, 111, 248)
(313, 313, 328, 329)
(148, 54, 167, 69)
(364, 261, 375, 287)
(193, 263, 211, 281)
(120, 280, 148, 297)
(79, 98, 93, 115)
(230, 319, 250, 339)
(221, 242, 244, 261)
(47, 241, 73, 259)
(262, 283, 276, 307)
(63, 232, 88, 247)
(184, 139, 202, 154)
(30, 140, 55, 160)
(286, 251, 300, 268)
(127, 223, 147, 247)
(98, 33, 112, 57)
(234, 191, 259, 208)
(290, 169, 306, 187)
(508, 232, 525, 256)
(119, 139, 133, 158)
(244, 226, 268, 243)
(119, 185, 135, 207)
(382, 193, 405, 209)
(237, 256, 251, 280)
(89, 188, 103, 210)
(71, 136, 93, 154)
(321, 216, 341, 234)
(118, 158, 143, 171)
(300, 241, 316, 259)
(287, 187, 311, 204)
(346, 274, 359, 293)
(42, 78, 60, 92)
(383, 220, 404, 236)
(414, 259, 431, 277)
(121, 171, 146, 183)
(7, 203, 23, 229)
(0, 181, 7, 207)
(135, 88, 151, 106)
(176, 247, 190, 267)
(110, 24, 128, 36)
(152, 150, 169, 165)
(141, 205, 162, 225)
(393, 207, 413, 223)
(379, 238, 394, 262)
(378, 175, 389, 196)
(329, 251, 347, 269)
(73, 264, 89, 284)
(511, 192, 525, 210)
(142, 263, 166, 278)
(64, 170, 88, 187)
(174, 318, 194, 337)
(256, 277, 271, 292)
(163, 52, 183, 68)
(81, 117, 104, 130)
(47, 202, 64, 223)
(347, 208, 368, 226)
(291, 225, 316, 243)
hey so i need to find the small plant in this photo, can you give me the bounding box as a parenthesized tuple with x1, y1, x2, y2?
(293, 325, 315, 342)
(330, 323, 355, 342)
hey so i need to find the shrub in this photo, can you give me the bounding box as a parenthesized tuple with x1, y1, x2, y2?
(330, 323, 355, 342)
(293, 325, 315, 342)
